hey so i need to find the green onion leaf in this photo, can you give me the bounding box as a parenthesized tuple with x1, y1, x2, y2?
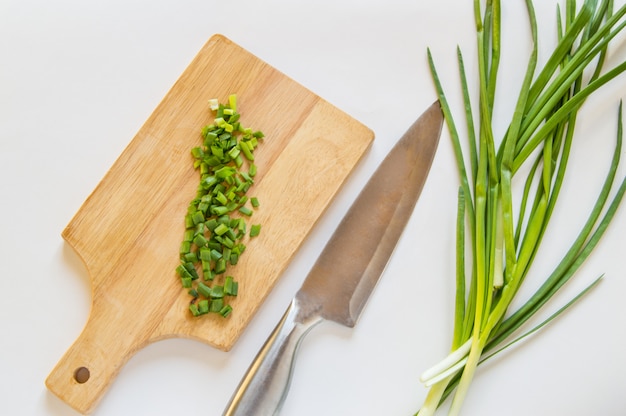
(417, 2, 626, 414)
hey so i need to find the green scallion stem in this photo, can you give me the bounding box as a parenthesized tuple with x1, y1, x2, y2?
(418, 1, 626, 414)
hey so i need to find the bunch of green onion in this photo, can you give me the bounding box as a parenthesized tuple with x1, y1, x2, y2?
(418, 0, 626, 414)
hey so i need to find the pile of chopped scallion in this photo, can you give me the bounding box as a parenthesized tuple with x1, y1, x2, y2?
(176, 94, 264, 318)
(417, 0, 626, 414)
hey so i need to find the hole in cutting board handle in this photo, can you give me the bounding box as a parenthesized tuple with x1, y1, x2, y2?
(73, 366, 90, 384)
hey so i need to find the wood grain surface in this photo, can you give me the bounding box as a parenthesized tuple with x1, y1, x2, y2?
(46, 34, 374, 414)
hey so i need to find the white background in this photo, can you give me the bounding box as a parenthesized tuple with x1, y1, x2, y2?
(2, 1, 626, 415)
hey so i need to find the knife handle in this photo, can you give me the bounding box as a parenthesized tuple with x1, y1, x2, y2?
(223, 299, 322, 416)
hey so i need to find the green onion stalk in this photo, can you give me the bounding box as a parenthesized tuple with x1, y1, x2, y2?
(418, 0, 626, 414)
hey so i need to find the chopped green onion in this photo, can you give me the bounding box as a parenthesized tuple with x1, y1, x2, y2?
(184, 214, 194, 229)
(228, 94, 237, 111)
(183, 262, 198, 279)
(195, 222, 206, 235)
(197, 299, 210, 315)
(215, 191, 228, 205)
(191, 147, 204, 158)
(225, 276, 238, 296)
(205, 218, 218, 231)
(215, 258, 226, 274)
(219, 304, 233, 318)
(222, 246, 232, 262)
(193, 233, 207, 247)
(176, 95, 264, 317)
(228, 147, 241, 159)
(210, 285, 224, 299)
(215, 166, 236, 179)
(214, 223, 229, 236)
(211, 205, 229, 216)
(217, 235, 234, 249)
(202, 175, 218, 189)
(240, 141, 255, 161)
(179, 241, 191, 255)
(249, 163, 257, 177)
(176, 264, 191, 279)
(202, 263, 214, 281)
(181, 276, 192, 288)
(197, 281, 211, 298)
(199, 247, 212, 262)
(191, 211, 204, 225)
(209, 299, 224, 313)
(250, 224, 261, 237)
(238, 206, 253, 216)
(183, 230, 195, 242)
(182, 252, 197, 263)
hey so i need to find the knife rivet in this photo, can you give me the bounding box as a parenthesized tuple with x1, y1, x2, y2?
(73, 366, 90, 384)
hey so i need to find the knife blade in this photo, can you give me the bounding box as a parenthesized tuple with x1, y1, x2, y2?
(223, 100, 443, 416)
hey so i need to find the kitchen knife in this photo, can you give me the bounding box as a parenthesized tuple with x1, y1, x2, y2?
(223, 100, 444, 416)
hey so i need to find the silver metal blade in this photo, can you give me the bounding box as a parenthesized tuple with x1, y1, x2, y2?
(295, 100, 443, 327)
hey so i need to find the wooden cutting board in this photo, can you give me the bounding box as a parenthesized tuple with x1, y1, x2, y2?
(46, 34, 374, 414)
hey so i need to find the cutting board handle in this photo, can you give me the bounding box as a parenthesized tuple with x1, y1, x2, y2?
(46, 300, 147, 415)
